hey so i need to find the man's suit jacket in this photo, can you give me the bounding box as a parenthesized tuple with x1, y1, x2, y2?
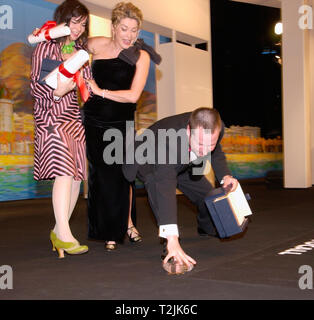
(123, 112, 231, 184)
(122, 112, 232, 226)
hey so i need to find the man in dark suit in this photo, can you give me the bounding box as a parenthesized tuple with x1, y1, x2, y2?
(123, 107, 238, 274)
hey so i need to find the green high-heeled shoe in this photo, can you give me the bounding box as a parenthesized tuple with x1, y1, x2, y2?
(50, 231, 79, 251)
(54, 237, 89, 259)
(50, 230, 57, 251)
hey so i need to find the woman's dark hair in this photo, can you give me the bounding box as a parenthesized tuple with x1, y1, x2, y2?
(53, 0, 90, 47)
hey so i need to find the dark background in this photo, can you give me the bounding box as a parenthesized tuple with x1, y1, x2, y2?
(210, 0, 282, 138)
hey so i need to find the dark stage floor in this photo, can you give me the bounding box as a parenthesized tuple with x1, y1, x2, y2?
(1, 179, 314, 301)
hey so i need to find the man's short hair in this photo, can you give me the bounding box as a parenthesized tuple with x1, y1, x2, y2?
(189, 107, 222, 131)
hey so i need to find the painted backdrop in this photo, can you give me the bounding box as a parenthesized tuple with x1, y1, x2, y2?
(0, 0, 58, 201)
(0, 0, 282, 202)
(0, 0, 161, 201)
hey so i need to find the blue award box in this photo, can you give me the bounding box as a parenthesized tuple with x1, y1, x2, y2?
(204, 184, 252, 238)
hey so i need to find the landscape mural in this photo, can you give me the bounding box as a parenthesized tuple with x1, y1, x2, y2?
(0, 0, 282, 202)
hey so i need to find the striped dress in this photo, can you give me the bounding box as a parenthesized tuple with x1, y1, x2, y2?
(30, 40, 91, 181)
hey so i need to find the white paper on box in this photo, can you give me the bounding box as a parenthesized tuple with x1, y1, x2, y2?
(28, 23, 71, 44)
(213, 183, 252, 226)
(43, 50, 90, 89)
(226, 183, 252, 225)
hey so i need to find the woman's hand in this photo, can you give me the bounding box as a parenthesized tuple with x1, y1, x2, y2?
(53, 73, 76, 98)
(32, 28, 40, 36)
(86, 79, 102, 97)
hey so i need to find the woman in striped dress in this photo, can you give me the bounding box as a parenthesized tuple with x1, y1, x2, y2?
(30, 0, 91, 258)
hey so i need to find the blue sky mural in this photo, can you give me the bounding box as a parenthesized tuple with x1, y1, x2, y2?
(0, 0, 159, 201)
(0, 0, 57, 52)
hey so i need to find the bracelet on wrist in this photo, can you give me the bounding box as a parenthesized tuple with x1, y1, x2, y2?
(102, 89, 109, 99)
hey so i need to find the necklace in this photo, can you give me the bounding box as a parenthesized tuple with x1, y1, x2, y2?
(61, 41, 75, 54)
(111, 40, 122, 57)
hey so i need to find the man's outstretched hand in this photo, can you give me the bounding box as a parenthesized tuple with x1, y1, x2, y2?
(162, 235, 196, 275)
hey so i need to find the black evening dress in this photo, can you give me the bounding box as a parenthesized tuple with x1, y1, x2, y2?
(83, 58, 136, 242)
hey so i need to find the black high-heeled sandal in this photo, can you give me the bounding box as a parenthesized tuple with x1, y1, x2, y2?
(127, 226, 142, 243)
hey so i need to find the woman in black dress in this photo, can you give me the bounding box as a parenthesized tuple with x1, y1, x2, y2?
(84, 2, 161, 250)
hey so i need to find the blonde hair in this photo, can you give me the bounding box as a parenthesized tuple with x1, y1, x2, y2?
(111, 2, 143, 28)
